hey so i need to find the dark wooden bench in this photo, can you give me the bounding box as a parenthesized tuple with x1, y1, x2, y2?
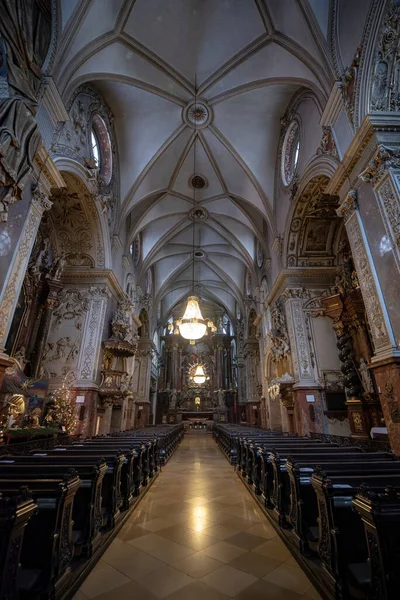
(0, 458, 107, 556)
(0, 472, 80, 600)
(312, 469, 400, 600)
(353, 485, 400, 600)
(0, 488, 37, 600)
(286, 457, 399, 555)
(48, 446, 139, 510)
(16, 452, 124, 529)
(269, 450, 389, 526)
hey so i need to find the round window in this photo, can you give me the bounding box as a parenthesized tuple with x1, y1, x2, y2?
(91, 114, 112, 184)
(281, 121, 300, 186)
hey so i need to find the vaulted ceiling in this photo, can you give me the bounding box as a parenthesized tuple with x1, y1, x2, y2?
(55, 0, 333, 319)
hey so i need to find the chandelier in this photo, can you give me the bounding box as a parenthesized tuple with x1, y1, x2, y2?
(178, 79, 215, 344)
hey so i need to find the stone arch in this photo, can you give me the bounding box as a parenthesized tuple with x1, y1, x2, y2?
(50, 160, 112, 269)
(48, 171, 106, 269)
(284, 175, 341, 268)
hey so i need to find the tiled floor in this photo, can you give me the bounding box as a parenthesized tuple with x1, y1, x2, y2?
(74, 433, 322, 600)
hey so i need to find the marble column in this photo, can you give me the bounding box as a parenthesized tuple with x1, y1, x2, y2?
(31, 280, 63, 377)
(132, 340, 152, 428)
(284, 294, 324, 435)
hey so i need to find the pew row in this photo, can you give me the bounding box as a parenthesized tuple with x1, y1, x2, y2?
(214, 423, 400, 600)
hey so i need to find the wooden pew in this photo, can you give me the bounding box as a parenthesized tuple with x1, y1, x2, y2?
(0, 489, 37, 600)
(312, 469, 400, 600)
(353, 485, 400, 600)
(13, 452, 124, 529)
(0, 472, 80, 599)
(270, 450, 389, 526)
(48, 446, 138, 510)
(0, 459, 107, 556)
(286, 458, 400, 556)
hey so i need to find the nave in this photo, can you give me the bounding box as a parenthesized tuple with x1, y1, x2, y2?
(75, 433, 320, 600)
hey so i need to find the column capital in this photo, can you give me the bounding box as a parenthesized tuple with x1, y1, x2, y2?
(359, 144, 400, 186)
(337, 189, 358, 220)
(31, 184, 53, 215)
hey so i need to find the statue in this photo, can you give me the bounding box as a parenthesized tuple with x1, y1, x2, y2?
(111, 304, 133, 344)
(0, 0, 53, 221)
(50, 337, 71, 361)
(358, 358, 374, 394)
(218, 389, 225, 407)
(13, 345, 27, 369)
(170, 389, 177, 409)
(51, 251, 67, 281)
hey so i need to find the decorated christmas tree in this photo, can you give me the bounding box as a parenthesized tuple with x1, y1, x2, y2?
(50, 384, 77, 434)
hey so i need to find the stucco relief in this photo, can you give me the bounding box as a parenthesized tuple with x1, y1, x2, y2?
(370, 1, 400, 112)
(50, 85, 118, 231)
(359, 145, 400, 185)
(317, 126, 338, 159)
(286, 176, 339, 268)
(375, 177, 400, 271)
(50, 173, 105, 268)
(79, 287, 110, 383)
(287, 298, 312, 380)
(338, 46, 361, 126)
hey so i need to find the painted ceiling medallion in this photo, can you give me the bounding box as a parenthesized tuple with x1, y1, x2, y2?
(183, 99, 213, 129)
(189, 206, 208, 221)
(190, 174, 207, 189)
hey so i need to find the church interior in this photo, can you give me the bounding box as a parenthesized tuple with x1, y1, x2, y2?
(1, 0, 400, 599)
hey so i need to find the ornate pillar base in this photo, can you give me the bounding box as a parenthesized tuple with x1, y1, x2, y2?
(370, 357, 400, 454)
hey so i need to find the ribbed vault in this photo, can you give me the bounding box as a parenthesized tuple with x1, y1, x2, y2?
(55, 0, 332, 316)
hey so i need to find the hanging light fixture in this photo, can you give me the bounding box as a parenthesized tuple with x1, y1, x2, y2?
(178, 76, 208, 345)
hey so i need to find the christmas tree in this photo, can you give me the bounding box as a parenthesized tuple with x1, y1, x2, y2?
(50, 384, 77, 434)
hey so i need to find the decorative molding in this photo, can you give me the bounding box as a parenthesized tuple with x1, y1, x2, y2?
(336, 189, 358, 220)
(40, 76, 69, 126)
(359, 144, 400, 185)
(375, 176, 400, 272)
(370, 1, 400, 113)
(317, 126, 338, 159)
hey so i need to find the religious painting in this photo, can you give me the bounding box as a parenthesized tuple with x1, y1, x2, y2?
(303, 219, 329, 252)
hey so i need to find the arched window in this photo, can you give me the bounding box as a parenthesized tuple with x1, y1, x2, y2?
(282, 120, 300, 186)
(91, 114, 112, 183)
(91, 130, 100, 167)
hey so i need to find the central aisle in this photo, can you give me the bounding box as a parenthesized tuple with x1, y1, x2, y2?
(75, 433, 321, 600)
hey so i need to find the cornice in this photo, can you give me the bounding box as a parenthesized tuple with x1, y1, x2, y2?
(320, 82, 343, 127)
(62, 268, 126, 302)
(33, 145, 66, 192)
(325, 113, 400, 196)
(40, 76, 69, 125)
(266, 268, 336, 306)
